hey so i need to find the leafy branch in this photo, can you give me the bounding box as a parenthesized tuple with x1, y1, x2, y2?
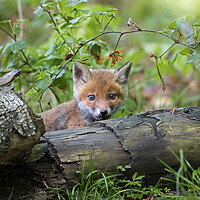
(37, 25, 196, 105)
(0, 25, 33, 70)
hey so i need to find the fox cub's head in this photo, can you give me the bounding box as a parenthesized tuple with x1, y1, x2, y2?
(73, 61, 132, 123)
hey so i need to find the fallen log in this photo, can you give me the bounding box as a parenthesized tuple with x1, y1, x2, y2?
(36, 106, 200, 185)
(0, 84, 200, 199)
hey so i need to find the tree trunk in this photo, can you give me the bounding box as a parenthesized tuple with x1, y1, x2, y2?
(0, 86, 200, 199)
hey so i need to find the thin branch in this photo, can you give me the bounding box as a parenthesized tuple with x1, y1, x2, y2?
(159, 42, 177, 58)
(113, 33, 124, 52)
(0, 25, 33, 69)
(40, 5, 66, 42)
(0, 27, 15, 40)
(38, 27, 194, 104)
(103, 15, 116, 32)
(16, 0, 23, 40)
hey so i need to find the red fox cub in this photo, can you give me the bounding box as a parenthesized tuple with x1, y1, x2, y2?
(41, 61, 132, 131)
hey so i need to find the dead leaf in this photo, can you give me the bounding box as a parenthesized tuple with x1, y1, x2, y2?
(105, 50, 124, 67)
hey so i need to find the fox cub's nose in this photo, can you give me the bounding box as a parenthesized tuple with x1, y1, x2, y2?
(100, 109, 108, 116)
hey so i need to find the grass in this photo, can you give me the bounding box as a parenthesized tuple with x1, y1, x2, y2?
(49, 149, 200, 200)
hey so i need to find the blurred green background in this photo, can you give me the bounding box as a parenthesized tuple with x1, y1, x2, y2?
(0, 0, 199, 115)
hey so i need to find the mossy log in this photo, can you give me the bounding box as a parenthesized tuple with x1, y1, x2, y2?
(0, 86, 199, 199)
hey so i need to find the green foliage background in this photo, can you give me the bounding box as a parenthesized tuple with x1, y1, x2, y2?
(0, 0, 200, 115)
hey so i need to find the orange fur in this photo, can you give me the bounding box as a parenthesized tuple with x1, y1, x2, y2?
(40, 61, 132, 131)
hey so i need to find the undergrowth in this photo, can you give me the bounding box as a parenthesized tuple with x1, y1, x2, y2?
(48, 149, 200, 200)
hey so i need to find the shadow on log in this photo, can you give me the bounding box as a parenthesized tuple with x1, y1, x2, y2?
(0, 84, 200, 199)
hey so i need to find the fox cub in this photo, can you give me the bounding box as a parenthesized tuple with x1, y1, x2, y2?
(41, 61, 132, 131)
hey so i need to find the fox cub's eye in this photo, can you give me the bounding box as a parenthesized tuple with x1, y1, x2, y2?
(88, 95, 95, 101)
(108, 94, 116, 100)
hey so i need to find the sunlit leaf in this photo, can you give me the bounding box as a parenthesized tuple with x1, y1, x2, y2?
(179, 48, 190, 55)
(69, 16, 82, 24)
(66, 0, 88, 7)
(34, 6, 45, 17)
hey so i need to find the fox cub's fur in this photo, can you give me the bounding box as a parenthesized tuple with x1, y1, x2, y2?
(41, 61, 132, 131)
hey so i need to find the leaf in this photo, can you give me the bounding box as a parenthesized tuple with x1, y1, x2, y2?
(0, 19, 11, 24)
(41, 54, 63, 61)
(87, 43, 103, 65)
(2, 43, 13, 54)
(16, 19, 30, 23)
(34, 6, 45, 17)
(169, 52, 179, 65)
(66, 0, 88, 7)
(36, 71, 46, 81)
(7, 55, 19, 68)
(69, 16, 82, 24)
(105, 50, 124, 67)
(10, 40, 25, 54)
(44, 39, 57, 57)
(42, 1, 60, 8)
(179, 48, 190, 55)
(89, 11, 103, 17)
(187, 54, 200, 63)
(105, 8, 118, 12)
(170, 16, 191, 29)
(26, 86, 40, 96)
(196, 45, 200, 54)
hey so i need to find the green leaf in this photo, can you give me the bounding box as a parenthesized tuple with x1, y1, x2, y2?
(179, 48, 190, 55)
(89, 11, 103, 17)
(34, 6, 45, 17)
(187, 54, 200, 63)
(10, 40, 25, 54)
(169, 52, 179, 65)
(195, 61, 200, 69)
(69, 16, 82, 24)
(26, 86, 40, 96)
(66, 0, 88, 7)
(105, 8, 118, 12)
(2, 43, 13, 54)
(16, 19, 30, 23)
(7, 55, 19, 68)
(40, 54, 63, 61)
(44, 39, 57, 57)
(42, 1, 60, 8)
(196, 45, 200, 54)
(170, 16, 191, 29)
(0, 19, 11, 24)
(36, 71, 46, 81)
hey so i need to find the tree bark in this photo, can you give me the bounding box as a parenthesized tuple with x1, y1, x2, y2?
(35, 106, 200, 184)
(0, 86, 199, 199)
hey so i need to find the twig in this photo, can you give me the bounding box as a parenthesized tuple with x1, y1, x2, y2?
(17, 0, 23, 40)
(40, 5, 66, 42)
(159, 42, 177, 58)
(49, 86, 61, 104)
(103, 14, 116, 32)
(113, 33, 124, 52)
(0, 26, 33, 69)
(0, 27, 15, 40)
(38, 27, 193, 104)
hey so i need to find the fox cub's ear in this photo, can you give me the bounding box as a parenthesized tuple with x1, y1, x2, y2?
(114, 61, 132, 84)
(73, 61, 92, 84)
